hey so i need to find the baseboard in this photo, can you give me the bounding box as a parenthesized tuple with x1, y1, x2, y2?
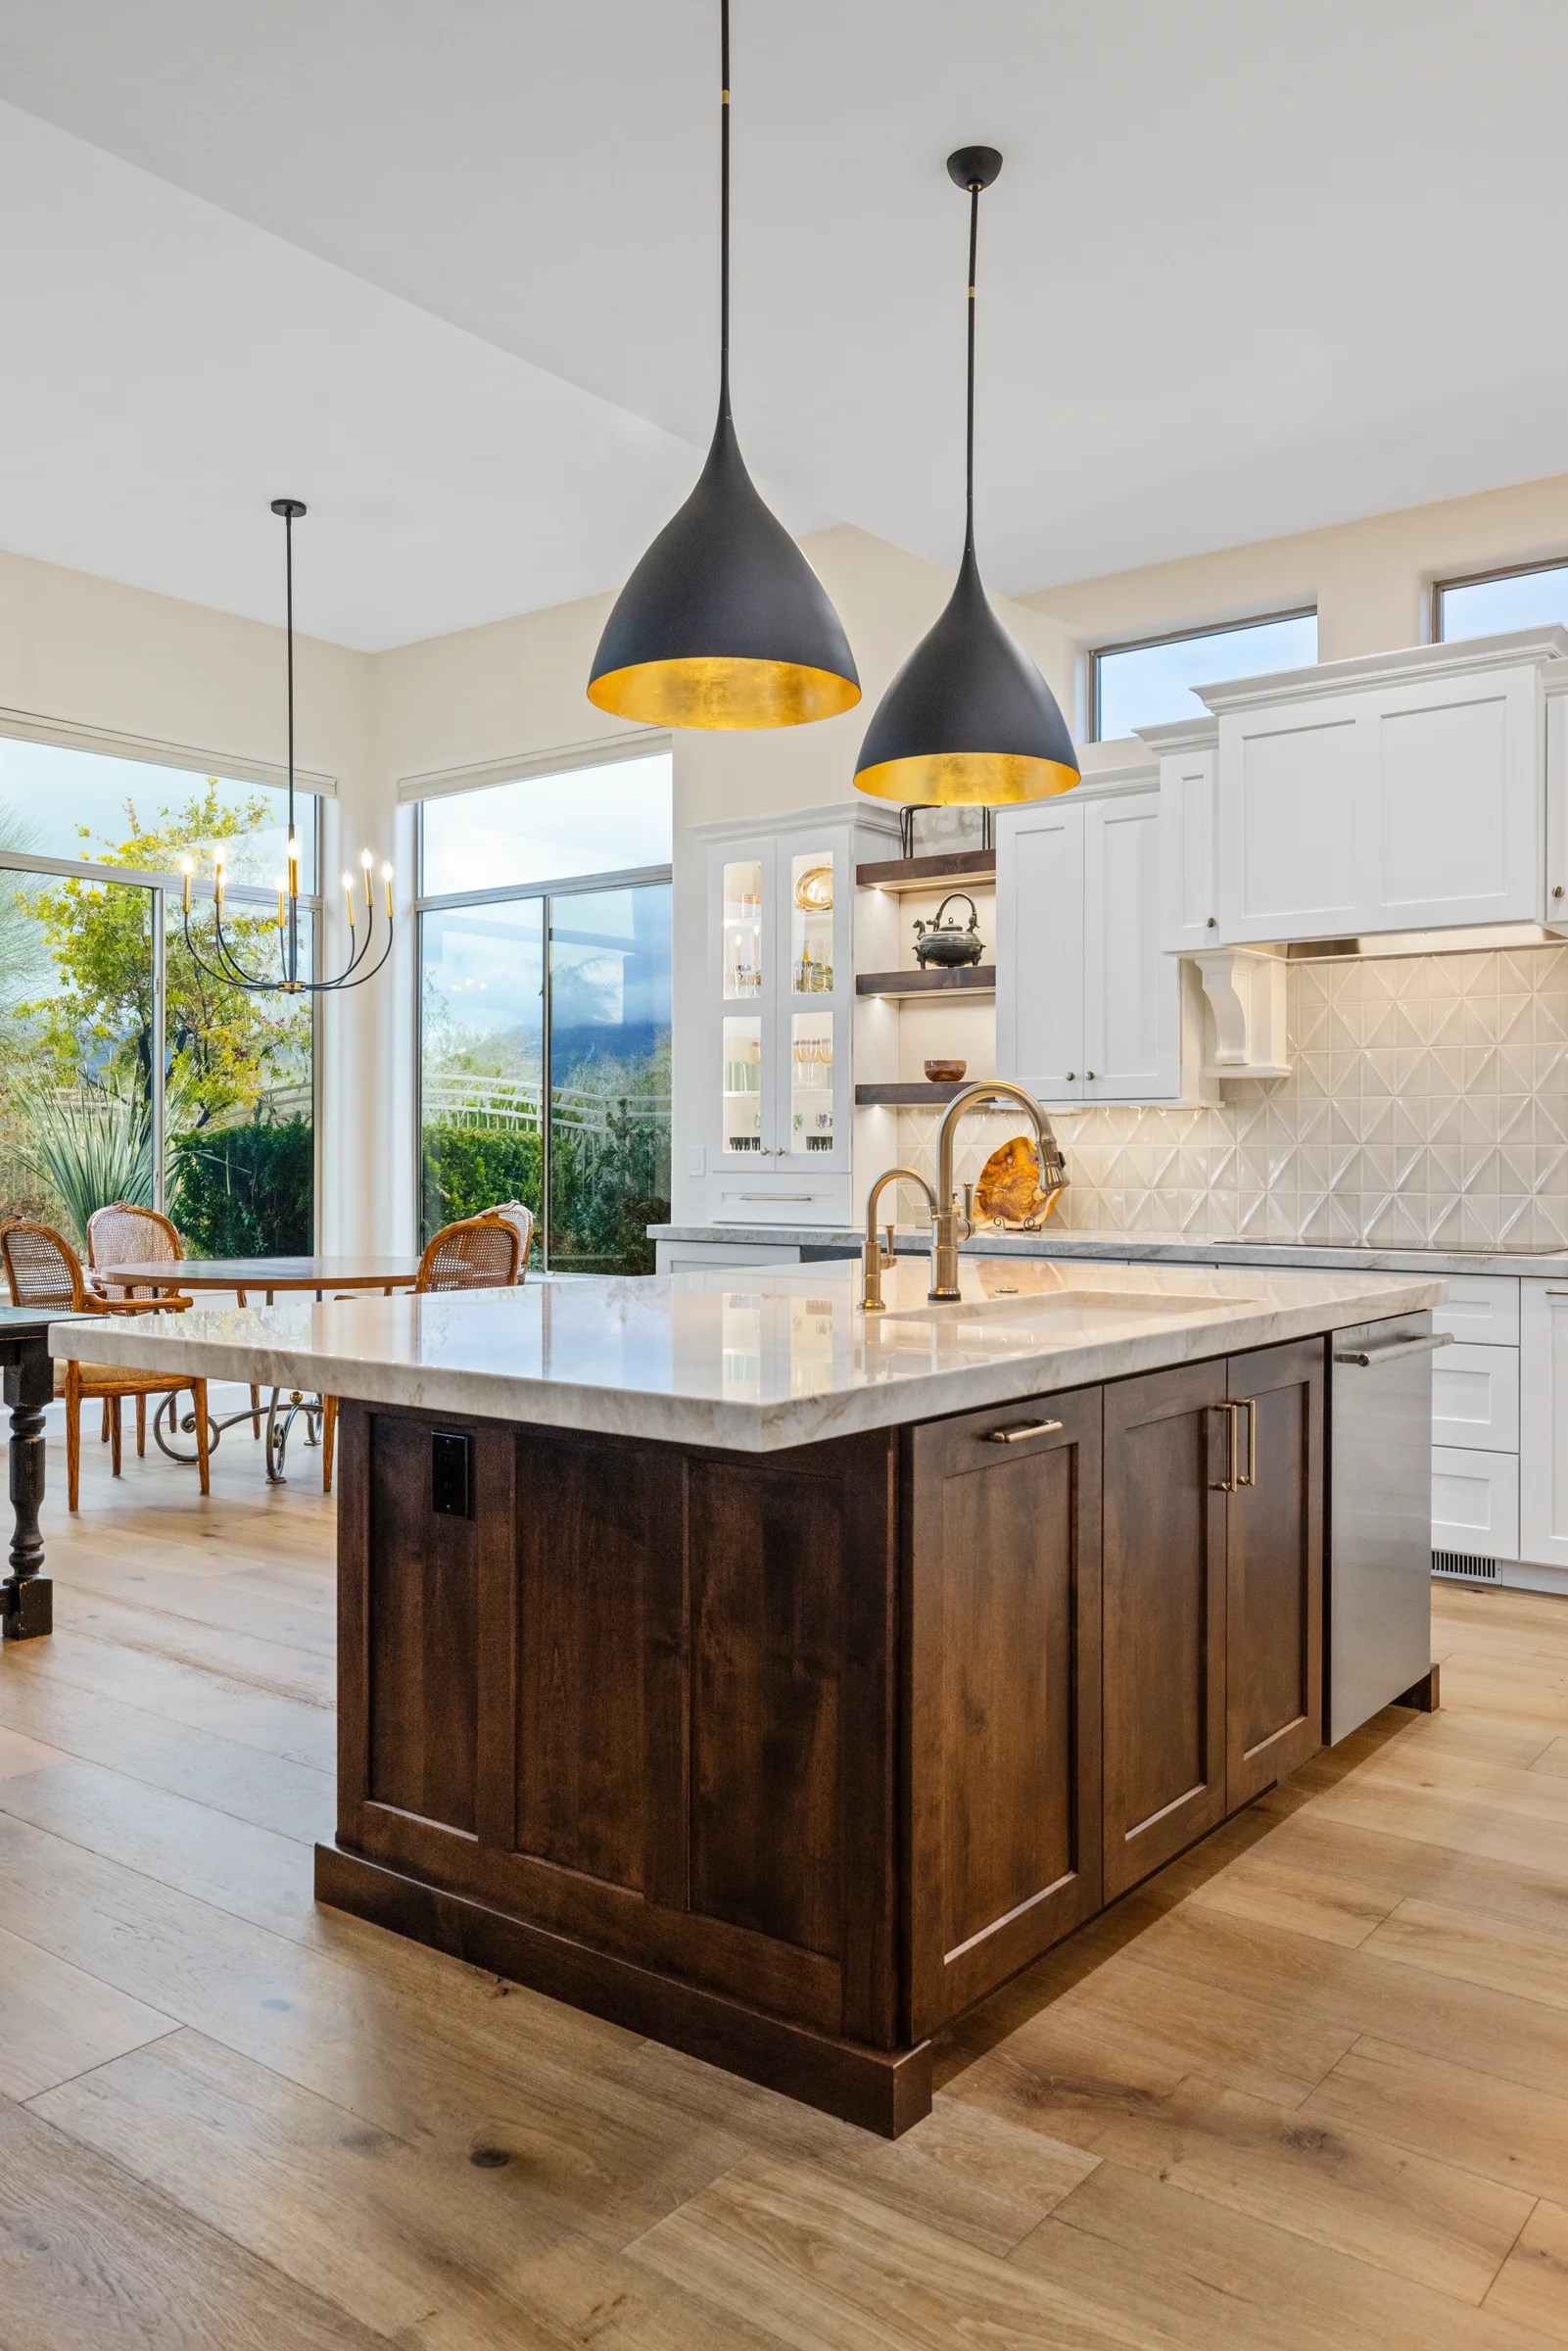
(314, 1841, 931, 2138)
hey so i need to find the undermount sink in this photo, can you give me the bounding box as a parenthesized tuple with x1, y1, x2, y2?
(877, 1286, 1250, 1326)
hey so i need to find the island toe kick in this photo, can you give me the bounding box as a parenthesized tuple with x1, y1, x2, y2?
(316, 1327, 1354, 2135)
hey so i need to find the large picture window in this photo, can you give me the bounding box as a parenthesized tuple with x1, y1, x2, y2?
(417, 748, 673, 1272)
(0, 736, 319, 1255)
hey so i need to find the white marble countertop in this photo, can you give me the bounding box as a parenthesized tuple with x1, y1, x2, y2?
(647, 1222, 1568, 1281)
(49, 1257, 1442, 1454)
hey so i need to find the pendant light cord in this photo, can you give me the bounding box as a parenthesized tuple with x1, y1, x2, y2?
(719, 0, 731, 422)
(282, 505, 297, 984)
(965, 176, 980, 559)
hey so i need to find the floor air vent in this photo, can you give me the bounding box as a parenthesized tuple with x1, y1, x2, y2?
(1432, 1550, 1497, 1582)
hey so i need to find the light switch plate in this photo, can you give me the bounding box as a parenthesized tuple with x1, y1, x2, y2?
(687, 1145, 705, 1176)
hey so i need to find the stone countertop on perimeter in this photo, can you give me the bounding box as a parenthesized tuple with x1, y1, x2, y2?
(51, 1257, 1440, 1456)
(646, 1223, 1568, 1281)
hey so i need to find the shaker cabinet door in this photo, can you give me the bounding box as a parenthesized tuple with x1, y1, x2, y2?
(1159, 744, 1218, 952)
(1101, 1360, 1229, 1897)
(995, 801, 1084, 1099)
(906, 1387, 1103, 2037)
(1082, 788, 1179, 1102)
(1224, 1339, 1323, 1808)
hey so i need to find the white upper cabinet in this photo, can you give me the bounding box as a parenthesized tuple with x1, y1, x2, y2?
(1144, 630, 1568, 947)
(1082, 790, 1176, 1100)
(997, 772, 1189, 1106)
(995, 795, 1084, 1099)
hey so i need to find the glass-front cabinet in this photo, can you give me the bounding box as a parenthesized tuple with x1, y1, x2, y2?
(713, 835, 848, 1175)
(685, 805, 900, 1227)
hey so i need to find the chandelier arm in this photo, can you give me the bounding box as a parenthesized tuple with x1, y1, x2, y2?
(290, 916, 395, 993)
(180, 902, 277, 994)
(210, 902, 282, 989)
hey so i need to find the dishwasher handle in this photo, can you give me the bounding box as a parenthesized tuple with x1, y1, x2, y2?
(1333, 1330, 1454, 1368)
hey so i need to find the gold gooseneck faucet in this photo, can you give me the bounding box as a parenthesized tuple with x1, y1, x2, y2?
(860, 1168, 938, 1312)
(928, 1080, 1067, 1300)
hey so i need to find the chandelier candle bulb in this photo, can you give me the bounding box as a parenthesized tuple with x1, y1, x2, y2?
(180, 857, 192, 914)
(382, 863, 394, 920)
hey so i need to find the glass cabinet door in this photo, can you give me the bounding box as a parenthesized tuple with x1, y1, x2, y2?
(787, 848, 834, 1000)
(722, 858, 764, 1000)
(787, 1010, 835, 1158)
(721, 1013, 765, 1156)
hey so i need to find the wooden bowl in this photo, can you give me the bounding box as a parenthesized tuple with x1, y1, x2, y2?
(924, 1059, 967, 1083)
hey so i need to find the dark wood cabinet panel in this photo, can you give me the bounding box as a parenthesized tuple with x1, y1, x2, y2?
(687, 1454, 848, 1958)
(1102, 1361, 1229, 1899)
(1225, 1338, 1324, 1807)
(512, 1428, 672, 1893)
(364, 1412, 481, 1834)
(907, 1388, 1103, 2037)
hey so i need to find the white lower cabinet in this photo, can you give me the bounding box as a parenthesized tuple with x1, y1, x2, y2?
(997, 770, 1198, 1106)
(1520, 1279, 1568, 1571)
(1433, 1446, 1520, 1561)
(1430, 1342, 1520, 1455)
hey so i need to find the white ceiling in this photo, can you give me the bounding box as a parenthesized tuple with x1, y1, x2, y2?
(4, 0, 1568, 649)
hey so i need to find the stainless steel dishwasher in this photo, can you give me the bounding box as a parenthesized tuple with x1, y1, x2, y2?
(1328, 1311, 1451, 1744)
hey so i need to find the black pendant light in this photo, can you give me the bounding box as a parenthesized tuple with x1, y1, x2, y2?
(587, 0, 860, 731)
(854, 148, 1079, 805)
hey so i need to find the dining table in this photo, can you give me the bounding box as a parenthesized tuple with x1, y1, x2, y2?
(96, 1255, 424, 1483)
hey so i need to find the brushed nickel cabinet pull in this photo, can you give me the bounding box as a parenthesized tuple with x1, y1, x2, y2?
(1209, 1400, 1240, 1491)
(984, 1418, 1065, 1444)
(1235, 1396, 1257, 1487)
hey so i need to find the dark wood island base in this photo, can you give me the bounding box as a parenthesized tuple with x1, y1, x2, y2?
(321, 1339, 1327, 2137)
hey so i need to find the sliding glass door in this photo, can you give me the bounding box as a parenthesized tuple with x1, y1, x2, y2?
(416, 750, 673, 1273)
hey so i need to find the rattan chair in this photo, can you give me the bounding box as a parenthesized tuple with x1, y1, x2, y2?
(319, 1215, 521, 1497)
(482, 1198, 534, 1276)
(87, 1198, 262, 1444)
(1, 1219, 211, 1511)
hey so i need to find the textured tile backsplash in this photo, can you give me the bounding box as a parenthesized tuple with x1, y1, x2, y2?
(897, 944, 1568, 1252)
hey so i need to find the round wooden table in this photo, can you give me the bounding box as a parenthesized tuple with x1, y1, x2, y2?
(97, 1256, 423, 1483)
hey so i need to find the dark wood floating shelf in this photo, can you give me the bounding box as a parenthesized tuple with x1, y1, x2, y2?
(855, 848, 996, 893)
(855, 1080, 972, 1106)
(856, 965, 996, 999)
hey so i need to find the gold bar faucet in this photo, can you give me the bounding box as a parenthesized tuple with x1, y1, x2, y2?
(860, 1168, 938, 1311)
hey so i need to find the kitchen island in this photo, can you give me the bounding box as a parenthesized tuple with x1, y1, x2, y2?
(52, 1254, 1442, 2135)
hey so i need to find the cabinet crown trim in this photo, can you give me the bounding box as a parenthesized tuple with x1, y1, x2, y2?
(1194, 626, 1568, 716)
(688, 799, 901, 844)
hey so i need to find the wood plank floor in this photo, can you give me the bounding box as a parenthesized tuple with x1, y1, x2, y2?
(4, 1430, 1568, 2347)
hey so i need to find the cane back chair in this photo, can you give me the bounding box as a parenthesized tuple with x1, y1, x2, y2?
(86, 1199, 261, 1442)
(0, 1219, 211, 1511)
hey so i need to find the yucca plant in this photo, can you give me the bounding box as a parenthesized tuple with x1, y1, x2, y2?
(12, 1085, 153, 1244)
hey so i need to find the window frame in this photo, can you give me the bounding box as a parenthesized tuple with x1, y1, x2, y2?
(1432, 555, 1568, 646)
(0, 737, 325, 1231)
(1089, 604, 1318, 744)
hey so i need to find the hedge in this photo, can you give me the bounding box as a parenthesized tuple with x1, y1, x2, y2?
(170, 1115, 314, 1255)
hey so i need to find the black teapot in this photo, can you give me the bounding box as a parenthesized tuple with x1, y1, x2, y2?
(912, 892, 985, 970)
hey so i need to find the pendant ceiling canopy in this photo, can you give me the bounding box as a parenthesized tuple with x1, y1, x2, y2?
(588, 1, 859, 732)
(854, 147, 1079, 806)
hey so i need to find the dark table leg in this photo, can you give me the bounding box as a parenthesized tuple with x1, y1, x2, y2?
(2, 1337, 52, 1640)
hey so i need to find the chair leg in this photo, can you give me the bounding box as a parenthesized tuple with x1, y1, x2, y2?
(322, 1394, 337, 1494)
(100, 1398, 111, 1444)
(66, 1376, 81, 1512)
(251, 1386, 261, 1439)
(191, 1381, 211, 1497)
(136, 1393, 147, 1458)
(110, 1395, 122, 1478)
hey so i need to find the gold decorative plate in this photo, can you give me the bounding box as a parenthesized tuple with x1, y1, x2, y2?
(793, 865, 833, 912)
(974, 1134, 1064, 1227)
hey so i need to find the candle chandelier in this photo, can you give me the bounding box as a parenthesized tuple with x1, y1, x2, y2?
(180, 499, 393, 995)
